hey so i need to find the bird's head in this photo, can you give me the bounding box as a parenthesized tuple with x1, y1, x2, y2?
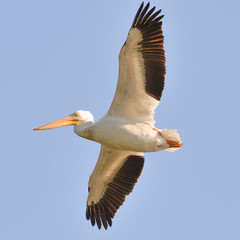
(33, 110, 94, 131)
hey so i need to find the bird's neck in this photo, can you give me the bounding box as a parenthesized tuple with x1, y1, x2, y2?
(74, 120, 95, 140)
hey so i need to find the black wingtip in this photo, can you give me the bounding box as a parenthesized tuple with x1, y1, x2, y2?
(131, 2, 144, 29)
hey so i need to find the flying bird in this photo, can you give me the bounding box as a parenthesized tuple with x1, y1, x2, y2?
(34, 2, 182, 230)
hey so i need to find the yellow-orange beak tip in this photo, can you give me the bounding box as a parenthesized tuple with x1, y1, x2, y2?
(33, 127, 42, 131)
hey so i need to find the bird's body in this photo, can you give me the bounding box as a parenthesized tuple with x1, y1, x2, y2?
(74, 113, 169, 152)
(34, 2, 182, 230)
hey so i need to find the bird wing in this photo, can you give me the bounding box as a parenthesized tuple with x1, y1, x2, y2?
(108, 2, 166, 125)
(86, 145, 144, 229)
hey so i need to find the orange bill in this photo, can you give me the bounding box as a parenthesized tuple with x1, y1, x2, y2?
(33, 116, 83, 131)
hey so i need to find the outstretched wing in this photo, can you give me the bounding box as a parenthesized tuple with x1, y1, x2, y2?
(108, 2, 166, 125)
(86, 145, 144, 229)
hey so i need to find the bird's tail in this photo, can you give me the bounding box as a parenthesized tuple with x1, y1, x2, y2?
(160, 129, 182, 152)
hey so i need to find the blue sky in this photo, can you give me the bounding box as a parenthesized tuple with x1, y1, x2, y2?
(1, 0, 240, 239)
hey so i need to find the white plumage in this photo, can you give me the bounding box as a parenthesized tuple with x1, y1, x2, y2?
(34, 2, 182, 230)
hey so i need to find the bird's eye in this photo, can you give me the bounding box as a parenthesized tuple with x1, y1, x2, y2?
(70, 112, 79, 118)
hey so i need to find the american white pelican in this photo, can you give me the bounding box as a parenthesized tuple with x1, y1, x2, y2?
(34, 2, 182, 230)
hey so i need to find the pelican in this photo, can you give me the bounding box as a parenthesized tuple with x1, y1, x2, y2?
(34, 2, 182, 230)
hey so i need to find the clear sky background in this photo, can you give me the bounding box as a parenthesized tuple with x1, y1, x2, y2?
(1, 0, 240, 239)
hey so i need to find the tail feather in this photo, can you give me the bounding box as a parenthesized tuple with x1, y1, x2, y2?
(160, 129, 182, 152)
